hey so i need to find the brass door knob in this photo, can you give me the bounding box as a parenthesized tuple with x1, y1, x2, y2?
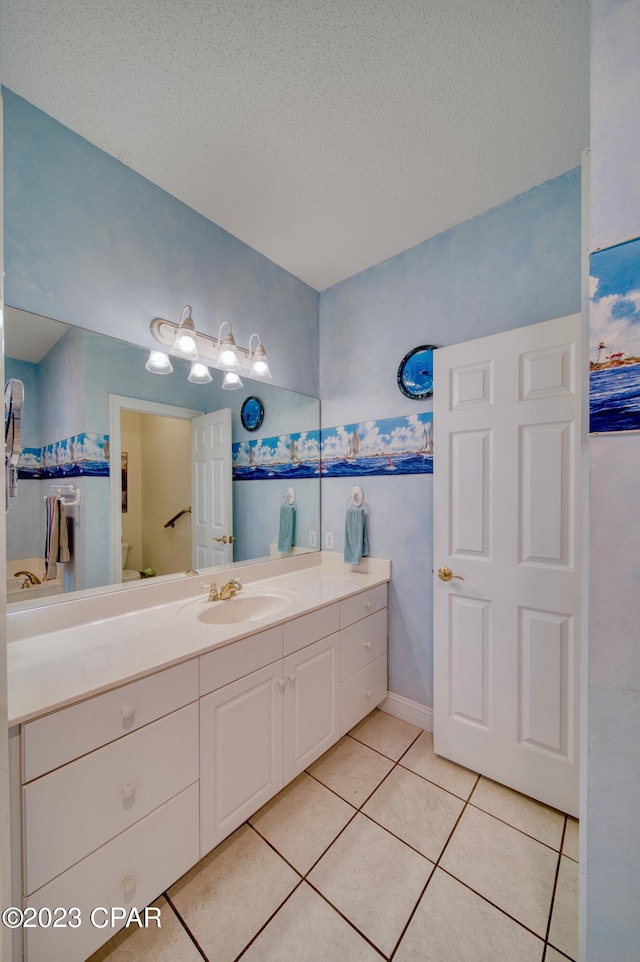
(438, 566, 464, 582)
(213, 534, 235, 544)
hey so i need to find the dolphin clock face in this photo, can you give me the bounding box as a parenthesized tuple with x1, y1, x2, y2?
(397, 345, 437, 399)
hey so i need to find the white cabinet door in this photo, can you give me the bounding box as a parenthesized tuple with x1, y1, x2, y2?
(200, 661, 284, 856)
(433, 313, 582, 816)
(283, 633, 340, 782)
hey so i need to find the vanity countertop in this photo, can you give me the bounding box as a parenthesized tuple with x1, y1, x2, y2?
(7, 556, 390, 726)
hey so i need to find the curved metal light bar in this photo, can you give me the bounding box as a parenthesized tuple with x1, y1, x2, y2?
(148, 312, 270, 380)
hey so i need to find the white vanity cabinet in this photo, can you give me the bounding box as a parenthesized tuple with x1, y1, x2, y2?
(199, 604, 342, 854)
(17, 661, 200, 962)
(11, 575, 388, 961)
(340, 584, 388, 735)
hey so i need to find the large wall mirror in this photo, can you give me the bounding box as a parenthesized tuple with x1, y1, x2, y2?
(5, 307, 320, 611)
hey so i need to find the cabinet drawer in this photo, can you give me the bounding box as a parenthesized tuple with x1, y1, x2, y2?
(22, 659, 199, 782)
(340, 653, 388, 735)
(341, 584, 387, 629)
(284, 603, 340, 656)
(199, 625, 283, 696)
(24, 703, 198, 895)
(24, 782, 199, 962)
(341, 609, 387, 682)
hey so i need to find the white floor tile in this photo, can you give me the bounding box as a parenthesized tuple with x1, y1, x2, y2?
(308, 812, 433, 955)
(395, 869, 544, 962)
(440, 805, 558, 937)
(241, 882, 382, 961)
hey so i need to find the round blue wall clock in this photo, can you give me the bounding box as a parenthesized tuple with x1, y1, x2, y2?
(397, 345, 437, 399)
(241, 396, 264, 431)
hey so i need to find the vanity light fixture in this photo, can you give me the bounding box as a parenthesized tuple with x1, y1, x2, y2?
(147, 306, 272, 386)
(248, 333, 272, 380)
(172, 305, 198, 357)
(215, 321, 241, 372)
(145, 350, 173, 374)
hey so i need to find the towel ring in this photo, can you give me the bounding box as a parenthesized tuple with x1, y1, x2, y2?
(283, 486, 296, 505)
(351, 485, 364, 507)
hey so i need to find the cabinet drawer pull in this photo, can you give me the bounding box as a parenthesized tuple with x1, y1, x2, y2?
(121, 783, 136, 802)
(364, 600, 372, 610)
(365, 689, 372, 699)
(288, 673, 297, 685)
(364, 640, 372, 650)
(121, 705, 136, 724)
(278, 677, 287, 691)
(122, 874, 137, 898)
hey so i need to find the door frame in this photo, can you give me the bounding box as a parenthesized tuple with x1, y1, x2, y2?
(108, 396, 202, 584)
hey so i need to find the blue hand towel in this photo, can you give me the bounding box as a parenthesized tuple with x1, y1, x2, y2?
(277, 502, 296, 552)
(344, 505, 369, 565)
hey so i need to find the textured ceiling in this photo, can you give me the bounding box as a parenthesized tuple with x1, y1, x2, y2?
(1, 0, 589, 291)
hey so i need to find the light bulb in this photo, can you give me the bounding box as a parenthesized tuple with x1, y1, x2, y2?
(188, 361, 212, 384)
(222, 371, 243, 390)
(145, 351, 173, 374)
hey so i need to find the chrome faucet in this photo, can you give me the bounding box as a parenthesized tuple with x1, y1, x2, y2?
(207, 579, 242, 602)
(14, 570, 42, 586)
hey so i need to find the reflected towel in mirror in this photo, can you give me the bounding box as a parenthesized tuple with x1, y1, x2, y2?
(44, 496, 70, 578)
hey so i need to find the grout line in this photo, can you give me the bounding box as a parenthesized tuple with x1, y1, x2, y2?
(303, 878, 390, 960)
(162, 892, 210, 961)
(231, 879, 304, 962)
(388, 770, 476, 959)
(544, 816, 568, 947)
(465, 800, 567, 855)
(435, 866, 548, 945)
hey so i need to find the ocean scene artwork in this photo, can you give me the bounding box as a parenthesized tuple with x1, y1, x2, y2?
(232, 414, 433, 481)
(590, 236, 640, 433)
(18, 433, 110, 479)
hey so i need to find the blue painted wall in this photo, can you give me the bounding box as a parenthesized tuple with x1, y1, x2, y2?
(3, 88, 319, 397)
(587, 1, 640, 958)
(319, 169, 582, 708)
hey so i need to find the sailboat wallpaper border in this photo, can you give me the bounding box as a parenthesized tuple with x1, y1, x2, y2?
(17, 432, 110, 479)
(232, 413, 433, 480)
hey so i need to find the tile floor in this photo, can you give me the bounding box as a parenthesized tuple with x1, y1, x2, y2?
(88, 710, 579, 962)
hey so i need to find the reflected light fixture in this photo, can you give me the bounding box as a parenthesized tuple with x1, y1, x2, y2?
(188, 360, 212, 384)
(215, 321, 240, 372)
(173, 305, 198, 357)
(145, 350, 173, 374)
(146, 306, 272, 387)
(248, 333, 272, 380)
(221, 371, 243, 390)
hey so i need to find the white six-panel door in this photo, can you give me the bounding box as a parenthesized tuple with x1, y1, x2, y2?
(433, 314, 582, 816)
(191, 409, 233, 569)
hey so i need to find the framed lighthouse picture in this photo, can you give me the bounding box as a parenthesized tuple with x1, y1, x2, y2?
(589, 236, 640, 434)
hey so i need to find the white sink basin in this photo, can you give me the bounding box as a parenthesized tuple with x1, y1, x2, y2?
(179, 588, 297, 626)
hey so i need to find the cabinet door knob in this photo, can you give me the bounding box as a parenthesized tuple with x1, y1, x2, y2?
(121, 783, 136, 802)
(288, 673, 297, 685)
(278, 677, 287, 691)
(122, 875, 136, 897)
(365, 600, 372, 610)
(121, 705, 135, 724)
(365, 689, 372, 699)
(364, 640, 372, 650)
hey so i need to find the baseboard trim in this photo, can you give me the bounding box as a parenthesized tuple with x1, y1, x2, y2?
(379, 691, 433, 732)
